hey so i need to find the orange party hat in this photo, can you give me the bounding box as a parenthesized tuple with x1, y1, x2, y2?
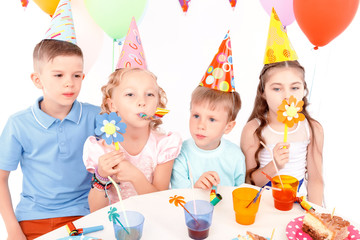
(263, 8, 298, 64)
(116, 17, 147, 69)
(200, 31, 235, 92)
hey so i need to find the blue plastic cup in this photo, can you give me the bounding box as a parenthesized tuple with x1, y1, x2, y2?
(113, 211, 145, 240)
(184, 200, 214, 240)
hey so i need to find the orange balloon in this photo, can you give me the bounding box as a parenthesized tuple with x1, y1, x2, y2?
(33, 0, 60, 16)
(294, 0, 359, 48)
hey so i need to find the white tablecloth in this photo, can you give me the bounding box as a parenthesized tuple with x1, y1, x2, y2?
(36, 184, 359, 239)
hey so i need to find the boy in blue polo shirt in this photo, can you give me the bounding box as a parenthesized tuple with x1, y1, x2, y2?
(0, 1, 100, 239)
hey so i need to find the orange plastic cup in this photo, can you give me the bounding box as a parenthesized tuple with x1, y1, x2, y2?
(232, 187, 261, 225)
(271, 175, 299, 211)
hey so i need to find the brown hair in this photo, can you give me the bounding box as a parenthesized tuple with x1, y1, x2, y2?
(33, 39, 83, 72)
(191, 86, 241, 122)
(247, 60, 318, 184)
(101, 68, 167, 130)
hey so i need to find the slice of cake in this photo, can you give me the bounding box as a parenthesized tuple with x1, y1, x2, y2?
(233, 231, 269, 240)
(302, 211, 350, 240)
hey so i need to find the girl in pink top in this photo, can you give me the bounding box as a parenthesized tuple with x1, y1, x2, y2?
(83, 68, 182, 212)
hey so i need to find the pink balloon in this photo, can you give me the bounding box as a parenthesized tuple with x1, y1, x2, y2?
(259, 0, 295, 26)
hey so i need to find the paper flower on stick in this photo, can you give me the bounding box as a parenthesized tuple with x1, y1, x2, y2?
(277, 96, 305, 128)
(95, 112, 127, 149)
(277, 95, 305, 143)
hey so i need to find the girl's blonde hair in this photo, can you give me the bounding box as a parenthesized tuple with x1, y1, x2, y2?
(101, 68, 167, 130)
(247, 60, 318, 184)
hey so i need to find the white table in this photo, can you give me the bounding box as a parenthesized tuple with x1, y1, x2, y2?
(36, 184, 359, 239)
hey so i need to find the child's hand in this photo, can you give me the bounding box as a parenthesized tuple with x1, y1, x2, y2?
(273, 142, 290, 169)
(114, 160, 142, 182)
(98, 150, 125, 179)
(194, 171, 220, 190)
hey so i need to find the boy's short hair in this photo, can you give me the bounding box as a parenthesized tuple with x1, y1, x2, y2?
(33, 39, 83, 72)
(191, 86, 241, 122)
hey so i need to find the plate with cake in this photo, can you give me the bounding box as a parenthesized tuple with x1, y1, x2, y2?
(286, 211, 360, 240)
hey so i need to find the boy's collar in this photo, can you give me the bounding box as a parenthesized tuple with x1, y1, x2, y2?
(31, 96, 82, 129)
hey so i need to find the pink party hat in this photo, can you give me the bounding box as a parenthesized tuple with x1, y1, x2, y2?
(116, 17, 147, 69)
(199, 32, 235, 92)
(44, 0, 76, 44)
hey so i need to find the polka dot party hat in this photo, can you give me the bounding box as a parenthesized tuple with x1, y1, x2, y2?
(116, 17, 147, 70)
(199, 31, 235, 92)
(263, 8, 298, 64)
(44, 0, 76, 45)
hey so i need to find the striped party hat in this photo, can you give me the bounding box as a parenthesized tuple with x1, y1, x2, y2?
(44, 0, 76, 44)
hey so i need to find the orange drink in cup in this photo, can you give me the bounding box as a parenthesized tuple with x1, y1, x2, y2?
(271, 175, 299, 211)
(232, 187, 261, 225)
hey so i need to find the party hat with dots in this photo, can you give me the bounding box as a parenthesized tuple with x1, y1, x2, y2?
(199, 31, 235, 92)
(44, 0, 76, 44)
(263, 8, 298, 64)
(116, 17, 147, 70)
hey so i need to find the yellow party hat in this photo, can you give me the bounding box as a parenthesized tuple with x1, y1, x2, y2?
(263, 8, 298, 64)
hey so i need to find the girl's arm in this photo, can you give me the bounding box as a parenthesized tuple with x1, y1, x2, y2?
(306, 120, 324, 206)
(116, 160, 174, 194)
(88, 186, 110, 212)
(241, 119, 284, 186)
(0, 170, 26, 240)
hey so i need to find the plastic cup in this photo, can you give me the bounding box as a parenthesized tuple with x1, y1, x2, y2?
(232, 187, 261, 225)
(271, 175, 299, 211)
(184, 200, 214, 240)
(113, 211, 145, 240)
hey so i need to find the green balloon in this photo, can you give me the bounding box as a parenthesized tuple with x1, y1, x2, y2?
(85, 0, 147, 41)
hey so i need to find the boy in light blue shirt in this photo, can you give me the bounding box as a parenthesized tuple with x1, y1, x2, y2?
(171, 33, 245, 189)
(0, 39, 100, 239)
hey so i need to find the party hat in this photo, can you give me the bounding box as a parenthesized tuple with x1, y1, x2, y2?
(44, 0, 76, 44)
(199, 31, 235, 92)
(263, 8, 298, 64)
(116, 17, 147, 69)
(178, 0, 191, 13)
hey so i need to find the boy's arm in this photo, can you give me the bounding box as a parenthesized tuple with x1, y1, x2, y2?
(0, 170, 26, 240)
(234, 151, 246, 186)
(170, 154, 192, 189)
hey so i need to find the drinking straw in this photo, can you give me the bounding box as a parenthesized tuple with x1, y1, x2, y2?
(270, 228, 275, 240)
(246, 187, 264, 208)
(259, 141, 284, 188)
(108, 176, 130, 229)
(169, 195, 200, 226)
(186, 159, 198, 214)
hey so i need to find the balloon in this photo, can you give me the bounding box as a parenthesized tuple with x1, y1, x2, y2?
(84, 0, 147, 41)
(259, 0, 295, 27)
(33, 0, 59, 16)
(71, 0, 104, 73)
(294, 0, 360, 48)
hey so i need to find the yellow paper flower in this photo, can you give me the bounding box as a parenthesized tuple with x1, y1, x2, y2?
(277, 95, 305, 128)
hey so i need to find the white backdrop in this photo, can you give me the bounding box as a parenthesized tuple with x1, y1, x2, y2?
(1, 0, 360, 238)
